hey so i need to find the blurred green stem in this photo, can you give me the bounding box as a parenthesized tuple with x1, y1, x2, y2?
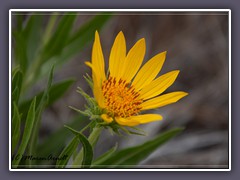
(42, 13, 59, 46)
(72, 126, 102, 167)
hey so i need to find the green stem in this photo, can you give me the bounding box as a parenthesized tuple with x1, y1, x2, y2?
(72, 126, 102, 168)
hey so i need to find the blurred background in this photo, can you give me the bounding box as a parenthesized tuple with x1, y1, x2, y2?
(12, 11, 229, 168)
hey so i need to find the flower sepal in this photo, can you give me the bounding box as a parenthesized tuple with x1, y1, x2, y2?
(99, 120, 147, 137)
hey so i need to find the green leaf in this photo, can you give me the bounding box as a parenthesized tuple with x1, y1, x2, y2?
(23, 15, 43, 65)
(12, 97, 36, 168)
(19, 79, 75, 118)
(64, 125, 93, 168)
(55, 137, 79, 168)
(12, 87, 20, 106)
(12, 31, 28, 73)
(12, 102, 21, 153)
(44, 14, 112, 67)
(12, 69, 23, 104)
(93, 143, 118, 165)
(93, 128, 184, 168)
(72, 126, 102, 167)
(67, 13, 111, 45)
(42, 14, 76, 62)
(36, 115, 89, 159)
(12, 15, 43, 73)
(12, 69, 23, 93)
(12, 66, 21, 77)
(27, 66, 54, 165)
(42, 78, 74, 106)
(25, 14, 111, 85)
(42, 13, 59, 46)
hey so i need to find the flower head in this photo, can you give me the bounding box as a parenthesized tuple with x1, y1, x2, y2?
(85, 31, 188, 127)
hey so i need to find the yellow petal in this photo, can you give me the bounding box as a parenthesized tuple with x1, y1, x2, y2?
(85, 61, 99, 86)
(115, 117, 140, 127)
(109, 31, 126, 79)
(127, 114, 163, 124)
(140, 70, 180, 100)
(92, 31, 106, 83)
(85, 61, 105, 108)
(101, 114, 113, 123)
(122, 38, 146, 83)
(93, 85, 105, 108)
(141, 91, 188, 110)
(132, 51, 167, 91)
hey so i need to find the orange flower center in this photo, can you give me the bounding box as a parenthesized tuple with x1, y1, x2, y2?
(102, 76, 143, 118)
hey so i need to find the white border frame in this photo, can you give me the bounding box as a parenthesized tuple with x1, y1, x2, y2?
(9, 9, 231, 171)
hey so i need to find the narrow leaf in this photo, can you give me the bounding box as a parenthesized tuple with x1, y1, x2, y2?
(42, 14, 76, 62)
(19, 79, 75, 118)
(67, 13, 111, 45)
(93, 143, 118, 165)
(12, 69, 23, 103)
(12, 87, 20, 105)
(27, 66, 54, 165)
(93, 128, 184, 168)
(44, 14, 112, 67)
(12, 97, 36, 168)
(27, 14, 111, 83)
(56, 137, 79, 168)
(36, 115, 89, 159)
(12, 102, 21, 152)
(72, 126, 102, 167)
(65, 125, 93, 168)
(12, 69, 23, 93)
(23, 15, 43, 64)
(12, 31, 28, 73)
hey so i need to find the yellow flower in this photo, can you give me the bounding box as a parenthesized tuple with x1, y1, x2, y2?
(85, 31, 188, 127)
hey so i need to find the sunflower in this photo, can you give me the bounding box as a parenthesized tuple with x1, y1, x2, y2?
(85, 31, 188, 127)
